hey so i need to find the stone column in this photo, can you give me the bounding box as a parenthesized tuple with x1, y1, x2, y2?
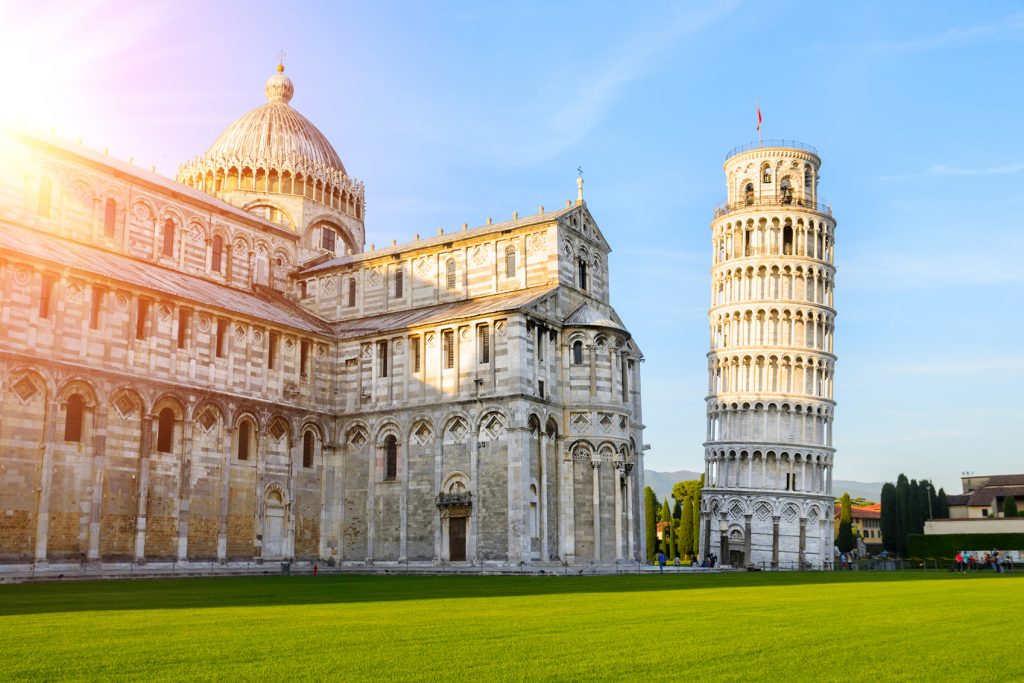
(771, 515, 780, 567)
(134, 413, 154, 562)
(559, 453, 574, 563)
(469, 430, 479, 563)
(591, 461, 601, 562)
(433, 436, 442, 563)
(86, 402, 107, 562)
(34, 398, 59, 563)
(399, 437, 408, 563)
(176, 418, 194, 562)
(744, 513, 752, 566)
(287, 434, 300, 560)
(539, 430, 549, 562)
(625, 464, 635, 560)
(366, 440, 377, 563)
(613, 464, 623, 561)
(798, 518, 807, 568)
(217, 426, 232, 562)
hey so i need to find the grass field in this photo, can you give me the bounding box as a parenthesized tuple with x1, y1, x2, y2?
(0, 571, 1020, 681)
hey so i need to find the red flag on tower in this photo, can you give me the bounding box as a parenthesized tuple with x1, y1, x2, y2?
(756, 100, 762, 145)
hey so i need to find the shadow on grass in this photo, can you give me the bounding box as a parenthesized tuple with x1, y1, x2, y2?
(0, 570, 1015, 617)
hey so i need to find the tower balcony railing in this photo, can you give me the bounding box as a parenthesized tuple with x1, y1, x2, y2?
(725, 140, 818, 161)
(714, 195, 832, 219)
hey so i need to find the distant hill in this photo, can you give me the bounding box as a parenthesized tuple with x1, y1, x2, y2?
(644, 469, 883, 504)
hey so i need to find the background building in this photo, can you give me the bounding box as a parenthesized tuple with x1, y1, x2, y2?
(0, 66, 644, 569)
(699, 141, 837, 568)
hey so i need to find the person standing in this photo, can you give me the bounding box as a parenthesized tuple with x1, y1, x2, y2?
(955, 551, 963, 572)
(657, 551, 667, 574)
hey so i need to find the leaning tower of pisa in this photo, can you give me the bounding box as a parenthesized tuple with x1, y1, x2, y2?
(699, 141, 837, 569)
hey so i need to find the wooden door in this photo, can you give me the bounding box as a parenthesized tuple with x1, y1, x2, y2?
(449, 517, 467, 562)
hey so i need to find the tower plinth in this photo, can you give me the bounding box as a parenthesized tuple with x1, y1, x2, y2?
(699, 142, 837, 569)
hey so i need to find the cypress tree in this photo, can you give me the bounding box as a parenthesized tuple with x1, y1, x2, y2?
(644, 486, 658, 562)
(659, 499, 675, 557)
(692, 474, 704, 558)
(895, 474, 910, 555)
(1003, 496, 1019, 518)
(936, 488, 950, 519)
(679, 491, 694, 561)
(837, 492, 855, 553)
(880, 482, 898, 554)
(908, 479, 922, 537)
(673, 498, 683, 520)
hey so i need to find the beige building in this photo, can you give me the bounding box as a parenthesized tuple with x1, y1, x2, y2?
(699, 141, 837, 568)
(0, 65, 645, 570)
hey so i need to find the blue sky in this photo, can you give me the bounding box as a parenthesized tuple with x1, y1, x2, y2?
(6, 1, 1023, 493)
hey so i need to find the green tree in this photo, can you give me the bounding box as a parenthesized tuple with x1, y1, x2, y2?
(644, 486, 658, 562)
(935, 488, 950, 519)
(880, 482, 899, 554)
(661, 497, 673, 557)
(837, 492, 856, 553)
(1003, 496, 1019, 518)
(895, 474, 910, 555)
(692, 474, 704, 558)
(678, 493, 694, 561)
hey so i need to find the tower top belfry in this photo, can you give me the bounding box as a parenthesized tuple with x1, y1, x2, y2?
(699, 140, 838, 569)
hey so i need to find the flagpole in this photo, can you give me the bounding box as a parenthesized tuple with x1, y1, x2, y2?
(756, 98, 762, 147)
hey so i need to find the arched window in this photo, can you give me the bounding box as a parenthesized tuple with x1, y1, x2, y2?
(744, 183, 754, 206)
(162, 219, 175, 257)
(38, 177, 52, 218)
(384, 435, 397, 480)
(780, 178, 793, 204)
(211, 235, 224, 273)
(64, 394, 84, 442)
(782, 226, 794, 255)
(761, 163, 772, 184)
(156, 407, 175, 453)
(237, 419, 252, 460)
(578, 258, 588, 291)
(446, 259, 456, 290)
(302, 431, 315, 468)
(804, 165, 812, 190)
(103, 198, 117, 237)
(505, 246, 516, 278)
(572, 340, 583, 365)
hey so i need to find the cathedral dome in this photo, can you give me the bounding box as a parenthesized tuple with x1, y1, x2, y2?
(203, 65, 346, 176)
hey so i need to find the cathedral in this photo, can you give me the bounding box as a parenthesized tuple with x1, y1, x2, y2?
(0, 65, 645, 570)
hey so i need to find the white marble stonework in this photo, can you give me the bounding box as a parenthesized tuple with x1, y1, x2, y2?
(0, 66, 645, 571)
(699, 142, 837, 569)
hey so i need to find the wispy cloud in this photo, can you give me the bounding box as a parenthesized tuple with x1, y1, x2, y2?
(827, 12, 1024, 54)
(474, 3, 739, 165)
(880, 162, 1024, 181)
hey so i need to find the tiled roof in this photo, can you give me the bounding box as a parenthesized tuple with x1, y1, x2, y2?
(833, 503, 881, 520)
(330, 286, 557, 340)
(298, 206, 575, 274)
(965, 485, 1024, 507)
(0, 222, 331, 335)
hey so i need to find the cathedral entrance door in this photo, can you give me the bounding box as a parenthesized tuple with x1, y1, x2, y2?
(729, 549, 745, 567)
(263, 491, 286, 560)
(449, 517, 467, 562)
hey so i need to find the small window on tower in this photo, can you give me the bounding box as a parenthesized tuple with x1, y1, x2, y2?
(761, 163, 772, 184)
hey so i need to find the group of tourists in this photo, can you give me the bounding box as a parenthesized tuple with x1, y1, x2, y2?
(954, 550, 1012, 573)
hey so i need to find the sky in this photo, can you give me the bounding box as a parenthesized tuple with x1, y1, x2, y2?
(2, 0, 1022, 494)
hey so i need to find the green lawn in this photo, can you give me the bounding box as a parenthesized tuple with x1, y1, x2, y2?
(0, 571, 1020, 681)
